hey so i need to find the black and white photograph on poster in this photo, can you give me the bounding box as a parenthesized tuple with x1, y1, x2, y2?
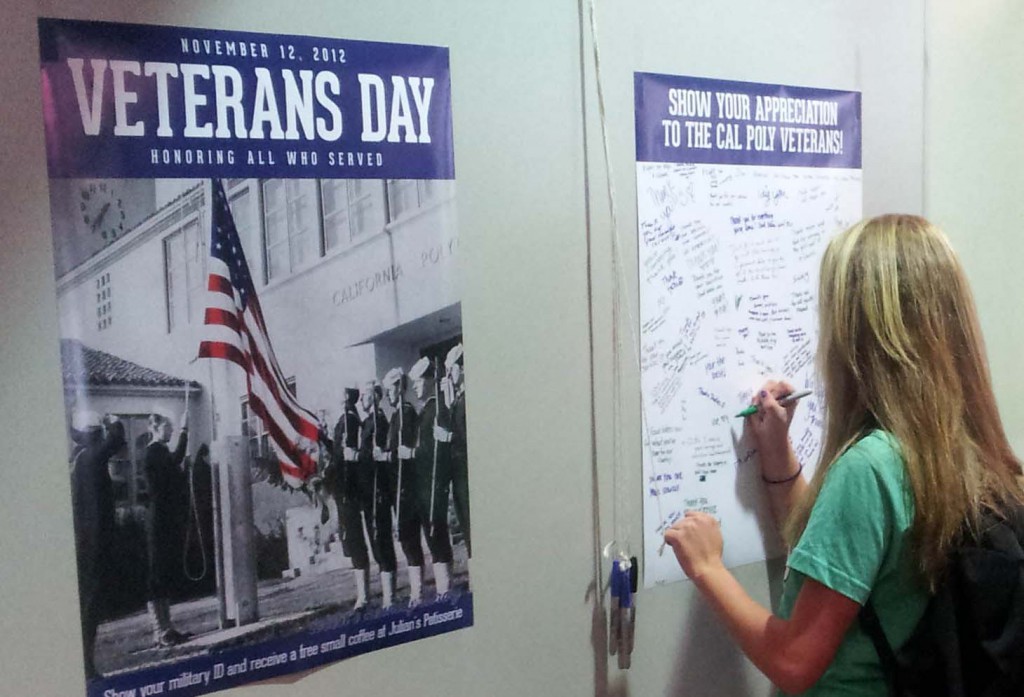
(39, 18, 472, 697)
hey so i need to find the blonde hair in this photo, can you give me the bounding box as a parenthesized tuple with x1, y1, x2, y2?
(786, 214, 1022, 589)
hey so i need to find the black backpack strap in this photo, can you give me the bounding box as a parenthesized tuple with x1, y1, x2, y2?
(859, 598, 902, 697)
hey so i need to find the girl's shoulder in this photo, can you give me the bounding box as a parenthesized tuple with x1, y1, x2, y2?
(853, 428, 900, 456)
(830, 429, 906, 487)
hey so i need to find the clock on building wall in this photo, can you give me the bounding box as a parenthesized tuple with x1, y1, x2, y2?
(48, 178, 157, 276)
(78, 180, 127, 243)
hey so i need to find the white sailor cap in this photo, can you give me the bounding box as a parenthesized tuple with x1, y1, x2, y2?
(72, 408, 102, 432)
(445, 344, 464, 371)
(382, 367, 404, 388)
(409, 356, 432, 380)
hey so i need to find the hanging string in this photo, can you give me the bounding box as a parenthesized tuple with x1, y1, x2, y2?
(585, 0, 669, 558)
(183, 364, 208, 584)
(577, 0, 606, 597)
(184, 452, 208, 582)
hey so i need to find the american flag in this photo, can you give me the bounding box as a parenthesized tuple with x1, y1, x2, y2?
(198, 179, 319, 487)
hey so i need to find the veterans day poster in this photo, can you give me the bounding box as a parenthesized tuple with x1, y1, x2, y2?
(633, 74, 862, 586)
(39, 18, 472, 697)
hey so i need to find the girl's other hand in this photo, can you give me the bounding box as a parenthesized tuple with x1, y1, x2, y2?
(663, 511, 724, 581)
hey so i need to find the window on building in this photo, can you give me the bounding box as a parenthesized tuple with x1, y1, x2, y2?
(164, 231, 187, 332)
(386, 179, 454, 221)
(95, 272, 113, 331)
(240, 399, 269, 464)
(321, 179, 386, 251)
(262, 179, 319, 281)
(241, 377, 297, 464)
(184, 218, 206, 324)
(163, 219, 205, 332)
(386, 179, 419, 221)
(228, 186, 259, 283)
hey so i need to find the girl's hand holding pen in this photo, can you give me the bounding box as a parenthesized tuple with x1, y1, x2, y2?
(749, 380, 799, 482)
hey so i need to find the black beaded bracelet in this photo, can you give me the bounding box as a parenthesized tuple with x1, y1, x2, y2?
(762, 463, 803, 484)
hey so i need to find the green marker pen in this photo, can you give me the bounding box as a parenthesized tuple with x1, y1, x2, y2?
(735, 389, 812, 418)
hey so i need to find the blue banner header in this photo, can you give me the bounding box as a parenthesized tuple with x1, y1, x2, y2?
(38, 18, 454, 179)
(635, 73, 860, 169)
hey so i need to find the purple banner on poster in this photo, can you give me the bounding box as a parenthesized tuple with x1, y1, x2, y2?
(635, 73, 860, 169)
(86, 595, 474, 697)
(38, 18, 454, 179)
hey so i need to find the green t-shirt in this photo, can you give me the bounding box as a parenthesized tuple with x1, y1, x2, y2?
(778, 430, 930, 696)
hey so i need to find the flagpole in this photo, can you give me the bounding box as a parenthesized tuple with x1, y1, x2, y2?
(202, 176, 317, 624)
(203, 178, 229, 628)
(203, 346, 229, 626)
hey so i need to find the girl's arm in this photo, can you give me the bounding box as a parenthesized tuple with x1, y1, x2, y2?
(749, 381, 808, 532)
(665, 512, 860, 694)
(760, 441, 808, 531)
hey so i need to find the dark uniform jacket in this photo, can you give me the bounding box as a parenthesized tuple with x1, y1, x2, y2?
(328, 405, 361, 499)
(144, 431, 188, 597)
(71, 424, 126, 604)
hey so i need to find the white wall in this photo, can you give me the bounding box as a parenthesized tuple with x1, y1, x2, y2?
(0, 2, 1019, 697)
(924, 0, 1024, 457)
(578, 3, 923, 695)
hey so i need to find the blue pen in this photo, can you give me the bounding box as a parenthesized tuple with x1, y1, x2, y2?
(609, 560, 621, 656)
(617, 565, 635, 669)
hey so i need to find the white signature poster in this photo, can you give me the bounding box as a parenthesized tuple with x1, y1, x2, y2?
(634, 74, 862, 586)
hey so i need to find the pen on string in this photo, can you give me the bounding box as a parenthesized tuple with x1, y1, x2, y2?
(735, 389, 812, 418)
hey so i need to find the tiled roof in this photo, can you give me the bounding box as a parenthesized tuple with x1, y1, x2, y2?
(61, 338, 198, 389)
